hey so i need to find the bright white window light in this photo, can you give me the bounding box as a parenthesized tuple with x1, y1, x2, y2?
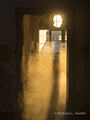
(53, 15, 62, 28)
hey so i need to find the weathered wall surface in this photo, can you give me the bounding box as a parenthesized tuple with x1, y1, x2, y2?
(75, 5, 90, 113)
(0, 0, 90, 118)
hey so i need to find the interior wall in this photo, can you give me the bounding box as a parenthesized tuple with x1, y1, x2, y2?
(75, 6, 90, 113)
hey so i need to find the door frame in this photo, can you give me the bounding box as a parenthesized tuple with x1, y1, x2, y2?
(16, 6, 76, 112)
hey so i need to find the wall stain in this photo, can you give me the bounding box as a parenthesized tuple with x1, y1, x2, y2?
(78, 44, 90, 59)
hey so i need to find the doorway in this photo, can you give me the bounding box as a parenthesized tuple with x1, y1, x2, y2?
(16, 7, 76, 120)
(39, 29, 67, 120)
(39, 30, 67, 59)
(22, 14, 67, 120)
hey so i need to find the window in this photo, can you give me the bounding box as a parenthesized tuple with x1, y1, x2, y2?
(65, 31, 67, 41)
(53, 15, 62, 28)
(53, 35, 57, 40)
(59, 35, 62, 40)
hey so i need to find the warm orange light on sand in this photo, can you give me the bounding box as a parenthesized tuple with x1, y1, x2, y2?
(23, 30, 67, 120)
(59, 43, 66, 109)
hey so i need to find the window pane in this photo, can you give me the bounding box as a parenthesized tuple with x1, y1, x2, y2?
(39, 30, 49, 52)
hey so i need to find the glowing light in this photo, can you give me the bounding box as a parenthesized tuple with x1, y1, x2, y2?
(59, 35, 62, 40)
(39, 30, 49, 52)
(53, 15, 62, 28)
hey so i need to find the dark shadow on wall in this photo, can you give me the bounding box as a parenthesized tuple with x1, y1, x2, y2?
(0, 45, 22, 119)
(0, 112, 21, 120)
